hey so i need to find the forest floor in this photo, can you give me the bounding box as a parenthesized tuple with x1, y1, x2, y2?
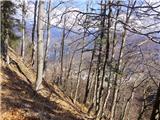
(0, 48, 94, 120)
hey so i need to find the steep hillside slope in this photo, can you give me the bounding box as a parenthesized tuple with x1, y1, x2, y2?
(0, 48, 94, 120)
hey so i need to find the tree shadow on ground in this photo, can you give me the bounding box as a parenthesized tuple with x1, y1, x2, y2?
(1, 66, 83, 120)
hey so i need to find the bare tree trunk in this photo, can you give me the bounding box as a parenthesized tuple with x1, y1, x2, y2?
(31, 0, 38, 66)
(97, 1, 111, 118)
(82, 1, 95, 104)
(66, 50, 76, 81)
(95, 0, 106, 113)
(53, 43, 58, 61)
(137, 84, 149, 120)
(65, 46, 78, 90)
(83, 39, 96, 104)
(43, 0, 51, 78)
(74, 33, 85, 103)
(103, 5, 120, 114)
(120, 81, 136, 120)
(110, 2, 136, 119)
(73, 52, 82, 103)
(87, 72, 96, 114)
(93, 72, 98, 112)
(103, 83, 111, 109)
(35, 0, 45, 91)
(74, 1, 90, 102)
(21, 0, 26, 58)
(5, 29, 9, 64)
(60, 16, 67, 85)
(110, 83, 119, 120)
(150, 82, 160, 120)
(88, 71, 96, 102)
(110, 17, 127, 120)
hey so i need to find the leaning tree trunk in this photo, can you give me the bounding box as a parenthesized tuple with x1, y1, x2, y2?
(35, 0, 45, 91)
(31, 0, 38, 66)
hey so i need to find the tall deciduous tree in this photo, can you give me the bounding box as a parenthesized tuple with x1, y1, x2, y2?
(43, 0, 51, 78)
(59, 16, 66, 85)
(31, 0, 38, 66)
(35, 0, 45, 91)
(110, 1, 136, 119)
(21, 0, 26, 58)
